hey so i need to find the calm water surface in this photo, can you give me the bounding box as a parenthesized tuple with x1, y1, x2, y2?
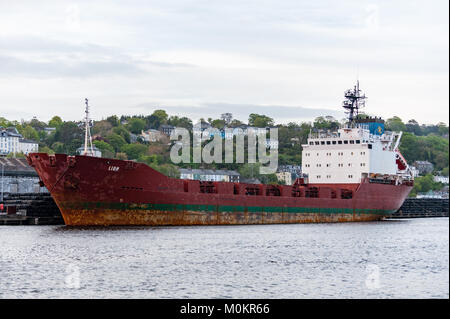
(0, 218, 448, 298)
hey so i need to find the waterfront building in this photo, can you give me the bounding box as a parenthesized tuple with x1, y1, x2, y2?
(19, 139, 39, 155)
(0, 128, 38, 156)
(179, 168, 240, 183)
(0, 157, 47, 194)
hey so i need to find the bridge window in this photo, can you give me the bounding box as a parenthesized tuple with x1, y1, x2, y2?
(332, 141, 337, 144)
(344, 140, 348, 144)
(321, 141, 325, 145)
(338, 141, 343, 144)
(356, 140, 360, 144)
(326, 141, 331, 145)
(350, 140, 355, 144)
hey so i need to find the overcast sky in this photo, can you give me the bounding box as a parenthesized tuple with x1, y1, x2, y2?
(0, 0, 448, 125)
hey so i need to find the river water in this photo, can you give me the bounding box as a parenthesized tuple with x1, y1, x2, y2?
(0, 218, 448, 299)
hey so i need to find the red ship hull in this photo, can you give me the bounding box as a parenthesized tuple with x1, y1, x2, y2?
(27, 153, 413, 226)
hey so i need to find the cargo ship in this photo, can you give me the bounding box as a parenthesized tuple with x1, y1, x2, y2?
(27, 83, 414, 226)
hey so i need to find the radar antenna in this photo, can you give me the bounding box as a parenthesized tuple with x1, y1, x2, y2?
(342, 80, 366, 124)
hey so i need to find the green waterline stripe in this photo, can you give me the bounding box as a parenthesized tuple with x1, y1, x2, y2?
(59, 201, 394, 215)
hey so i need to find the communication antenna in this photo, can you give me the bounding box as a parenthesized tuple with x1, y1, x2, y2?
(342, 80, 366, 125)
(83, 98, 94, 156)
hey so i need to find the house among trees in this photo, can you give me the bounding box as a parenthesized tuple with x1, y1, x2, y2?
(413, 161, 434, 175)
(159, 124, 175, 136)
(179, 168, 240, 183)
(0, 127, 39, 156)
(141, 129, 164, 143)
(433, 175, 449, 184)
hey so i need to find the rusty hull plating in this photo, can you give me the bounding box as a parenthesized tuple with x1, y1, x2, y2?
(27, 153, 413, 226)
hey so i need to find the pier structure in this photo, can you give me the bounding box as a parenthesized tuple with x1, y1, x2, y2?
(388, 198, 449, 218)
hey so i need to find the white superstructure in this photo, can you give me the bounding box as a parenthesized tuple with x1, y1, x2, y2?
(301, 82, 413, 185)
(302, 125, 410, 184)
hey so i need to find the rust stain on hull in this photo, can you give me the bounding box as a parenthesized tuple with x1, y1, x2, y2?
(61, 208, 384, 226)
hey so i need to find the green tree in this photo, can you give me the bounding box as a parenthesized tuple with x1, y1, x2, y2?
(92, 120, 113, 136)
(106, 115, 120, 127)
(0, 117, 11, 127)
(210, 119, 226, 128)
(48, 116, 63, 128)
(107, 133, 127, 152)
(152, 110, 168, 124)
(113, 126, 131, 143)
(248, 114, 274, 127)
(127, 118, 146, 134)
(137, 154, 159, 166)
(121, 143, 148, 159)
(313, 116, 340, 130)
(405, 119, 421, 135)
(22, 125, 39, 141)
(148, 163, 180, 178)
(28, 118, 47, 131)
(51, 142, 65, 154)
(93, 140, 114, 154)
(386, 116, 406, 132)
(229, 119, 243, 127)
(410, 174, 444, 197)
(52, 122, 83, 154)
(39, 145, 54, 154)
(238, 163, 278, 184)
(167, 116, 193, 129)
(144, 114, 160, 130)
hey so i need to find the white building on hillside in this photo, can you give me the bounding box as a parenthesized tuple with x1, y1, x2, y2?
(1, 128, 38, 156)
(0, 128, 21, 155)
(434, 175, 449, 184)
(19, 138, 39, 154)
(141, 129, 164, 142)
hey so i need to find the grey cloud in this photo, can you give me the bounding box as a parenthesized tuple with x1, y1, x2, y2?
(0, 54, 144, 77)
(0, 35, 110, 54)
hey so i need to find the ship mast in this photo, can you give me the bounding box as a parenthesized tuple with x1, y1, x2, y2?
(342, 81, 366, 126)
(83, 98, 94, 156)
